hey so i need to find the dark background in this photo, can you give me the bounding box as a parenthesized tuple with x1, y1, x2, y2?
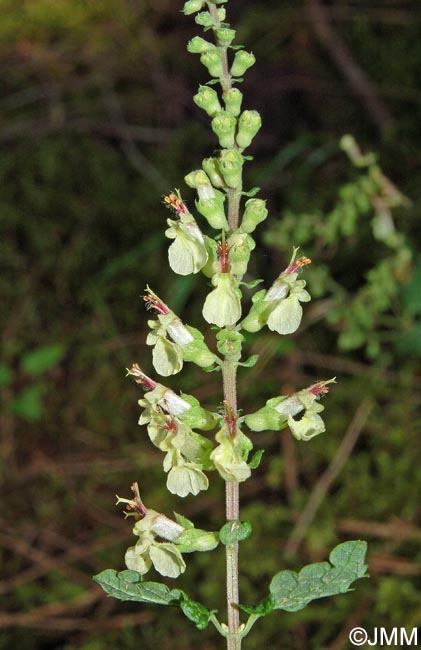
(1, 1, 420, 649)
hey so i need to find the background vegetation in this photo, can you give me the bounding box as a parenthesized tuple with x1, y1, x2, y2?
(1, 1, 420, 648)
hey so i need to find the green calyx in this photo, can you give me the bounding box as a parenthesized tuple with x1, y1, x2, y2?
(195, 9, 226, 28)
(202, 157, 225, 188)
(212, 111, 237, 149)
(183, 0, 205, 15)
(236, 110, 262, 149)
(216, 329, 244, 358)
(193, 86, 222, 117)
(216, 27, 236, 47)
(223, 87, 243, 116)
(187, 36, 215, 54)
(200, 50, 224, 78)
(230, 50, 256, 77)
(241, 198, 268, 233)
(217, 149, 244, 188)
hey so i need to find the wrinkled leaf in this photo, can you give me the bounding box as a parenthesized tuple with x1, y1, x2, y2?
(93, 570, 180, 605)
(269, 541, 368, 612)
(179, 593, 215, 630)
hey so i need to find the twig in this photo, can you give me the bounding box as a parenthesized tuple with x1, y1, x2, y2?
(284, 398, 374, 555)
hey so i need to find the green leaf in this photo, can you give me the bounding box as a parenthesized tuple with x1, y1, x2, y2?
(21, 344, 65, 375)
(0, 364, 12, 388)
(93, 570, 182, 605)
(242, 186, 260, 197)
(239, 354, 259, 368)
(269, 541, 368, 612)
(249, 449, 264, 469)
(174, 512, 195, 530)
(239, 595, 274, 616)
(219, 520, 252, 545)
(10, 383, 48, 421)
(179, 593, 215, 630)
(240, 278, 263, 289)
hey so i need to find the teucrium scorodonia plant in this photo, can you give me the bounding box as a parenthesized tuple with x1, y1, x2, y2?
(94, 2, 368, 647)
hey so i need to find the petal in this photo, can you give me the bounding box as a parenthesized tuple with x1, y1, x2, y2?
(152, 337, 183, 377)
(267, 295, 303, 335)
(149, 542, 186, 578)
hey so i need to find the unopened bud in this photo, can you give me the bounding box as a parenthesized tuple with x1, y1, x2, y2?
(241, 198, 268, 233)
(212, 111, 237, 148)
(193, 86, 222, 117)
(200, 49, 224, 78)
(236, 110, 262, 149)
(217, 149, 244, 188)
(223, 88, 243, 116)
(183, 0, 205, 15)
(216, 27, 236, 47)
(184, 169, 211, 189)
(202, 157, 225, 188)
(196, 9, 226, 28)
(187, 36, 215, 54)
(230, 50, 256, 77)
(196, 190, 229, 230)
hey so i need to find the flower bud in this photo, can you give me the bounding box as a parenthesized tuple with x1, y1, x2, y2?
(202, 157, 225, 187)
(217, 149, 244, 188)
(184, 168, 211, 189)
(212, 111, 237, 148)
(230, 50, 256, 77)
(223, 88, 243, 116)
(216, 27, 236, 47)
(236, 110, 262, 149)
(193, 85, 222, 117)
(200, 49, 224, 78)
(241, 198, 268, 233)
(195, 8, 226, 28)
(196, 190, 229, 230)
(183, 0, 205, 15)
(202, 272, 242, 327)
(187, 36, 215, 54)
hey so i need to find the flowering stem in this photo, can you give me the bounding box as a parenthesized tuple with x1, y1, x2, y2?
(222, 359, 241, 650)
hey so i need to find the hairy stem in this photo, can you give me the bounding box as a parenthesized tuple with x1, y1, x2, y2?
(222, 359, 241, 650)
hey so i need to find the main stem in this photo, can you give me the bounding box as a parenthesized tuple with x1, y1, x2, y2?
(222, 360, 241, 650)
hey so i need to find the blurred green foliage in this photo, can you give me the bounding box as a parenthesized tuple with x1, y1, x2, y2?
(1, 1, 421, 650)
